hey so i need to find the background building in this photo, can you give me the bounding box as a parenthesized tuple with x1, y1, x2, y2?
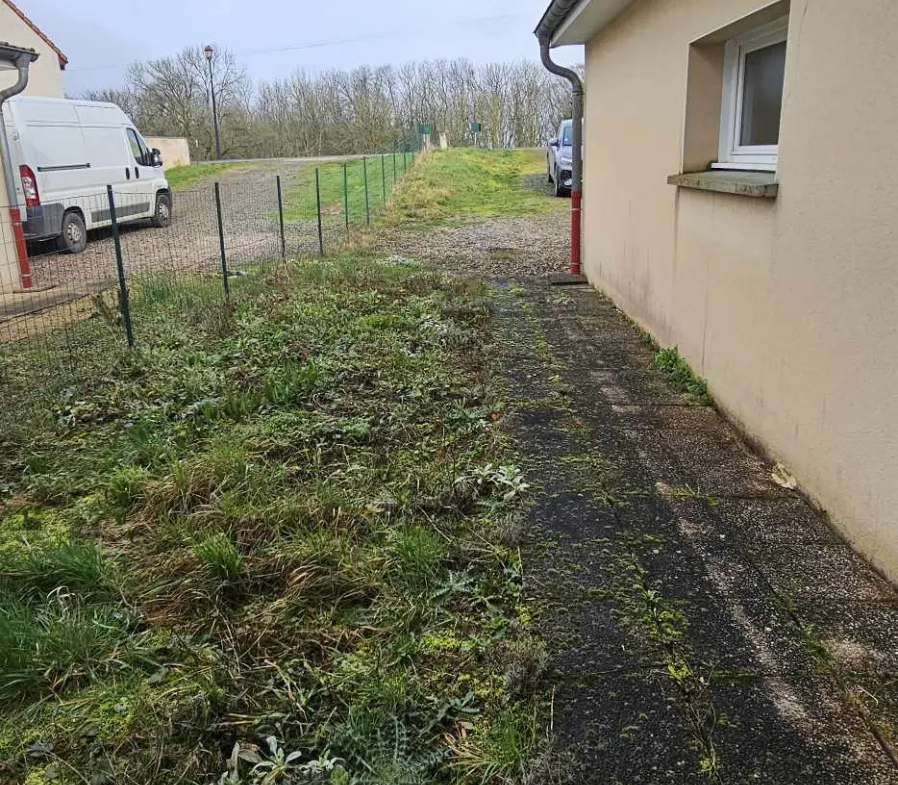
(0, 0, 66, 290)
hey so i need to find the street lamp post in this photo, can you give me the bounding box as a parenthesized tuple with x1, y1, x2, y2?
(204, 45, 221, 159)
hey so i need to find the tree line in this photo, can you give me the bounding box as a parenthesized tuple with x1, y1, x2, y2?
(84, 47, 576, 160)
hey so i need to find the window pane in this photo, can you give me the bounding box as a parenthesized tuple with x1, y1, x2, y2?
(127, 130, 141, 160)
(740, 41, 786, 146)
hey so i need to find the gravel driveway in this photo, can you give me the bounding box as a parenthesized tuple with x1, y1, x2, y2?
(27, 160, 326, 291)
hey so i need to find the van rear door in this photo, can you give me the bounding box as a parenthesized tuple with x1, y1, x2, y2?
(13, 99, 89, 238)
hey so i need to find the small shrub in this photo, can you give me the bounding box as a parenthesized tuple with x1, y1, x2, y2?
(450, 706, 539, 785)
(497, 513, 525, 547)
(0, 594, 137, 701)
(106, 465, 153, 513)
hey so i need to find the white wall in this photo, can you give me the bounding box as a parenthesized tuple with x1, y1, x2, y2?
(145, 136, 191, 170)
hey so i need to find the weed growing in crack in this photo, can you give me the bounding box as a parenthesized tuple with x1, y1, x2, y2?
(611, 552, 723, 780)
(652, 347, 711, 404)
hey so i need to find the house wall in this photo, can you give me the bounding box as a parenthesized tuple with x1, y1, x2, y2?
(582, 0, 898, 580)
(145, 136, 191, 170)
(0, 0, 65, 289)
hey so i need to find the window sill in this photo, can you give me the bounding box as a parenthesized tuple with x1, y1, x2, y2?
(667, 170, 778, 199)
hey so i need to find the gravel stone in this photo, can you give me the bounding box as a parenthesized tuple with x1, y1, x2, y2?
(376, 210, 570, 279)
(376, 173, 572, 278)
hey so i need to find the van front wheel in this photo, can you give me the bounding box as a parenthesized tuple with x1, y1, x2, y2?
(57, 211, 87, 254)
(152, 192, 171, 228)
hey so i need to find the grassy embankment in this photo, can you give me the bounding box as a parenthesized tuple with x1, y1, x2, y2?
(282, 147, 560, 230)
(282, 155, 408, 225)
(165, 162, 246, 190)
(385, 148, 562, 228)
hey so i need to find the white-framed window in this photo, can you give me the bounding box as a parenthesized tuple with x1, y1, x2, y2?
(714, 16, 789, 172)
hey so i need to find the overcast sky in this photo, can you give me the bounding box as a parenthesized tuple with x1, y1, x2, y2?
(20, 0, 582, 95)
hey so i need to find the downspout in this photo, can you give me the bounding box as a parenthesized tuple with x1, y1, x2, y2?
(539, 36, 583, 277)
(0, 51, 36, 290)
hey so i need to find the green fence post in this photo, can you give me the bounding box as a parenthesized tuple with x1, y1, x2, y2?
(106, 185, 134, 347)
(276, 174, 286, 262)
(381, 154, 387, 204)
(343, 163, 349, 234)
(363, 156, 370, 225)
(214, 182, 230, 299)
(315, 168, 325, 256)
(392, 149, 397, 186)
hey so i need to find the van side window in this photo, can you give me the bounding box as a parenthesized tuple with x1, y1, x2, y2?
(126, 128, 149, 166)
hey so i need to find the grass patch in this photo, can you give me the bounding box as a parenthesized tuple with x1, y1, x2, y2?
(386, 148, 561, 227)
(652, 347, 711, 404)
(283, 154, 409, 224)
(0, 257, 542, 783)
(165, 162, 245, 190)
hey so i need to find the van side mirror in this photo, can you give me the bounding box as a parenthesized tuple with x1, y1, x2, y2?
(151, 148, 162, 167)
(549, 139, 559, 148)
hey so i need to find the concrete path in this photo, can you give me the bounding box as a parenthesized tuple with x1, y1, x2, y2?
(0, 278, 112, 322)
(493, 281, 898, 783)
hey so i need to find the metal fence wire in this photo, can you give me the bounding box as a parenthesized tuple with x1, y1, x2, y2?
(0, 149, 421, 423)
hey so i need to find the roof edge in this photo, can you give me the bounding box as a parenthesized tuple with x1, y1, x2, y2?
(2, 0, 67, 69)
(534, 0, 583, 42)
(535, 0, 639, 46)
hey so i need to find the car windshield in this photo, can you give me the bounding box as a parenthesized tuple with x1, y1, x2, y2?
(561, 125, 573, 146)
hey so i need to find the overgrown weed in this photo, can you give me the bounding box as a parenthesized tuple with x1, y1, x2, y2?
(0, 257, 541, 784)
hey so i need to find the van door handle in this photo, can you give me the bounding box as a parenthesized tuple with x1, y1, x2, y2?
(134, 167, 140, 179)
(125, 168, 130, 180)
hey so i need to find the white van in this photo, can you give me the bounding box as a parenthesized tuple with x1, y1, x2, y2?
(3, 96, 172, 254)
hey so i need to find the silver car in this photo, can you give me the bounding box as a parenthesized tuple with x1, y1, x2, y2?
(547, 118, 574, 197)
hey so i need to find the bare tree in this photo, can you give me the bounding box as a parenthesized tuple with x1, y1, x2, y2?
(86, 53, 577, 159)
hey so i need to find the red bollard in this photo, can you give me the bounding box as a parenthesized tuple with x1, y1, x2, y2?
(9, 206, 31, 289)
(570, 190, 582, 277)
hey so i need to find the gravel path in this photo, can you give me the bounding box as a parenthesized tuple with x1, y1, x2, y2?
(377, 210, 570, 279)
(375, 171, 571, 279)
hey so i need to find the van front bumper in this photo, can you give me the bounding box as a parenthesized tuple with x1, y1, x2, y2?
(23, 203, 64, 240)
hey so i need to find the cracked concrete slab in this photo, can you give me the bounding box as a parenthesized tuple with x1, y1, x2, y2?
(672, 497, 843, 545)
(751, 544, 897, 603)
(551, 672, 709, 784)
(709, 676, 898, 783)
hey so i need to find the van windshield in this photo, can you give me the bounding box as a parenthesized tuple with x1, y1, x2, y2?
(562, 125, 573, 146)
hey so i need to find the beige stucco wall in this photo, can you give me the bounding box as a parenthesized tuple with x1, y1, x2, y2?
(0, 2, 65, 290)
(145, 136, 191, 170)
(582, 0, 898, 580)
